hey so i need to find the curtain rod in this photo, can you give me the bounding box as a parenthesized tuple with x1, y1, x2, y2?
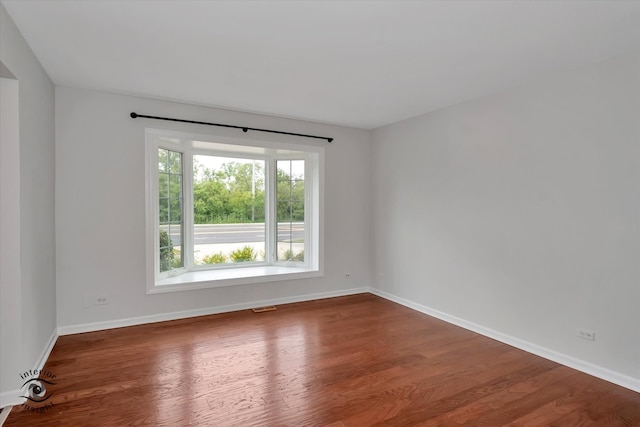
(130, 112, 333, 143)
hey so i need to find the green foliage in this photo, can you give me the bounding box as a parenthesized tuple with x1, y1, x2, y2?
(190, 157, 304, 225)
(171, 249, 182, 268)
(158, 149, 183, 225)
(282, 249, 304, 262)
(230, 245, 257, 263)
(160, 229, 182, 271)
(159, 229, 174, 272)
(201, 252, 227, 264)
(193, 158, 265, 224)
(160, 154, 306, 227)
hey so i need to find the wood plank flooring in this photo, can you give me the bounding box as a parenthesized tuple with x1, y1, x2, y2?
(5, 294, 640, 426)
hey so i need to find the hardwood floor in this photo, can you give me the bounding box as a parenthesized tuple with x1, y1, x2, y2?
(5, 294, 640, 426)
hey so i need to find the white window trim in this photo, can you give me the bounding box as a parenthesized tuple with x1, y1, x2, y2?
(145, 128, 324, 294)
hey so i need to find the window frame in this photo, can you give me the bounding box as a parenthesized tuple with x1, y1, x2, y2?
(145, 128, 324, 294)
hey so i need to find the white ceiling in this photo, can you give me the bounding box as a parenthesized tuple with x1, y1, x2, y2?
(3, 1, 639, 129)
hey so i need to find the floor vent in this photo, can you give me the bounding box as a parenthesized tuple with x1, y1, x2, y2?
(251, 306, 277, 313)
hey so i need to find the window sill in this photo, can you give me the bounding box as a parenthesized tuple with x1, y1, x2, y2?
(148, 265, 322, 294)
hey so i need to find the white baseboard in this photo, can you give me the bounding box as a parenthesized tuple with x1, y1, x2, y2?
(0, 406, 12, 426)
(0, 391, 20, 411)
(36, 329, 58, 373)
(58, 287, 370, 336)
(0, 329, 58, 410)
(369, 287, 640, 394)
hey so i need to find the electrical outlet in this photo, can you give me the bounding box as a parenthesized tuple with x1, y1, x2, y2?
(95, 295, 109, 305)
(577, 328, 595, 341)
(345, 273, 351, 279)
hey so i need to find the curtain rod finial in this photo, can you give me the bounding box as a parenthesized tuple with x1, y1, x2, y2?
(130, 112, 138, 118)
(328, 138, 333, 143)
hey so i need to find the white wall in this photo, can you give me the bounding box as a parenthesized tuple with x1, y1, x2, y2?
(371, 53, 640, 383)
(55, 87, 370, 329)
(0, 4, 56, 404)
(0, 74, 21, 403)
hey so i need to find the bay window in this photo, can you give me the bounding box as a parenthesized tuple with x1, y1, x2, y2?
(145, 129, 323, 293)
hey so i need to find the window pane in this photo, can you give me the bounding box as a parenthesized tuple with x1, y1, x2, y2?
(276, 160, 305, 262)
(167, 224, 182, 249)
(292, 181, 304, 205)
(277, 223, 292, 242)
(159, 224, 183, 271)
(159, 198, 169, 223)
(291, 202, 304, 222)
(158, 173, 169, 198)
(277, 161, 290, 177)
(159, 226, 172, 272)
(169, 224, 183, 268)
(276, 198, 291, 218)
(169, 199, 182, 224)
(290, 160, 304, 180)
(169, 175, 182, 199)
(277, 221, 305, 262)
(158, 149, 168, 173)
(158, 149, 183, 275)
(169, 150, 182, 174)
(192, 155, 266, 265)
